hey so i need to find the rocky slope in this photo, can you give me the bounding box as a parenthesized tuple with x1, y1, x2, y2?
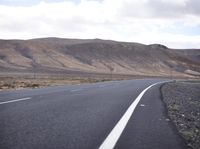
(0, 38, 199, 77)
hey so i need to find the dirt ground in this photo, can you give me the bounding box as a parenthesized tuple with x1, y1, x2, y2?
(161, 81, 200, 149)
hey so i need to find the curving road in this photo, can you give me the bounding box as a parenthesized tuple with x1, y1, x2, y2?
(0, 79, 188, 149)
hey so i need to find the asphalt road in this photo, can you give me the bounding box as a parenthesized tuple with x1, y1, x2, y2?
(0, 79, 188, 149)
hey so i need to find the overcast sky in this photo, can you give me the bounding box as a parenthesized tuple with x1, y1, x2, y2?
(0, 0, 200, 48)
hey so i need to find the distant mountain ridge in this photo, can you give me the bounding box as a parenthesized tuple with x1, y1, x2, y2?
(0, 37, 199, 77)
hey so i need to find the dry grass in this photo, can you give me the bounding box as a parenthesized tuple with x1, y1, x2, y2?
(0, 76, 113, 91)
(0, 72, 199, 91)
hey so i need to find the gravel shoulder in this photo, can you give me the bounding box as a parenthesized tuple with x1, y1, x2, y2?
(161, 81, 200, 149)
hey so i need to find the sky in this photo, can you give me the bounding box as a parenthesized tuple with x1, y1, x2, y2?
(0, 0, 200, 48)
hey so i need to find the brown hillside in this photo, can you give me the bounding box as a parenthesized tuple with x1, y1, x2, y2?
(0, 38, 199, 77)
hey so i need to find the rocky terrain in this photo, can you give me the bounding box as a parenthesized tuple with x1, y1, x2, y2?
(161, 81, 200, 149)
(0, 37, 200, 78)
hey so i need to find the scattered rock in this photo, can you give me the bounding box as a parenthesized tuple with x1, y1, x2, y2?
(161, 81, 200, 149)
(140, 104, 146, 107)
(165, 118, 170, 122)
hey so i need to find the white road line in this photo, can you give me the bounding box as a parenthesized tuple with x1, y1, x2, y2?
(70, 89, 83, 92)
(98, 85, 107, 88)
(0, 97, 32, 105)
(99, 81, 167, 149)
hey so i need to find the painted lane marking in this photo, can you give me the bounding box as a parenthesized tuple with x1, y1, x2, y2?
(0, 97, 32, 105)
(70, 89, 83, 92)
(99, 81, 167, 149)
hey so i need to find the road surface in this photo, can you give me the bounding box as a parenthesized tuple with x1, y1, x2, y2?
(0, 79, 188, 149)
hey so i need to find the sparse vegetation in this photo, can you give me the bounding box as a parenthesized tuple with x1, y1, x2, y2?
(161, 81, 200, 149)
(0, 78, 78, 90)
(1, 71, 169, 91)
(0, 74, 122, 90)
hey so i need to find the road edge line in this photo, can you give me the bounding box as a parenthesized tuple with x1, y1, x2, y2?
(99, 81, 167, 149)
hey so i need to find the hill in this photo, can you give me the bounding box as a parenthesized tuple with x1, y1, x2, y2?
(0, 37, 199, 78)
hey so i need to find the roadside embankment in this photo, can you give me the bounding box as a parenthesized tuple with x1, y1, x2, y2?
(161, 81, 200, 149)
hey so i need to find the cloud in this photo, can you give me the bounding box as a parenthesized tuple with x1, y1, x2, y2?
(119, 0, 200, 18)
(0, 0, 199, 48)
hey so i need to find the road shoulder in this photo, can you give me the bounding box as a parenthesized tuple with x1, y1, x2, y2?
(161, 81, 200, 149)
(115, 83, 188, 149)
